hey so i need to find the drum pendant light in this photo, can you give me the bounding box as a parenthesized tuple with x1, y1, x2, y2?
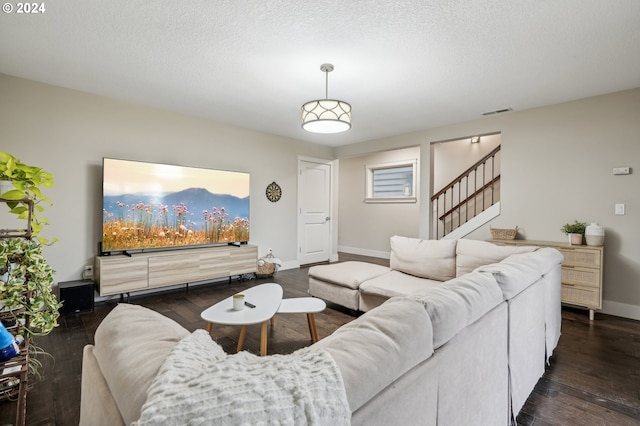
(301, 63, 352, 134)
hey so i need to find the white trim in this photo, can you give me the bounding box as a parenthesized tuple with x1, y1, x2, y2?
(298, 155, 333, 164)
(279, 260, 300, 271)
(364, 196, 417, 204)
(600, 300, 640, 321)
(337, 245, 390, 260)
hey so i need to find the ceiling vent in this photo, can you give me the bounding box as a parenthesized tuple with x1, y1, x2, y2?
(482, 108, 513, 116)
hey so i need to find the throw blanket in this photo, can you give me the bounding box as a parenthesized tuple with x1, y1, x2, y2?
(133, 330, 351, 426)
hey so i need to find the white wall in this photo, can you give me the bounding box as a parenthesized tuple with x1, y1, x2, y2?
(337, 146, 420, 257)
(0, 74, 334, 283)
(335, 88, 640, 319)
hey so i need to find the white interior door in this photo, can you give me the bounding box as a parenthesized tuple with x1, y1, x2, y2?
(298, 160, 332, 265)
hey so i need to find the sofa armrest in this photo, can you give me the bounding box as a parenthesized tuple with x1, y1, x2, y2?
(80, 345, 125, 426)
(91, 304, 190, 425)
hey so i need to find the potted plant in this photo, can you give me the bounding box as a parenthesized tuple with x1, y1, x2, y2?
(561, 221, 587, 245)
(0, 152, 60, 378)
(0, 238, 61, 377)
(0, 151, 55, 244)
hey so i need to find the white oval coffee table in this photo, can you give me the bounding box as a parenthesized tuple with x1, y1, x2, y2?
(201, 283, 283, 356)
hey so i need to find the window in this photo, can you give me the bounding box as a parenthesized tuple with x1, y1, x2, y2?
(365, 159, 417, 203)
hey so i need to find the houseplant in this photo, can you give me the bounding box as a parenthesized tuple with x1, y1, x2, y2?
(0, 238, 61, 334)
(0, 152, 60, 378)
(561, 221, 587, 245)
(0, 151, 55, 244)
(0, 238, 61, 379)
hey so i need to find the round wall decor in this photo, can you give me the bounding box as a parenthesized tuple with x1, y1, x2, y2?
(265, 181, 282, 202)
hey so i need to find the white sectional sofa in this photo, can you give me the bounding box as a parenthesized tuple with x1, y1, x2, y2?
(80, 237, 562, 425)
(309, 236, 540, 312)
(309, 236, 563, 420)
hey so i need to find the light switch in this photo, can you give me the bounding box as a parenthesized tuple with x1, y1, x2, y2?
(613, 167, 630, 175)
(615, 204, 625, 215)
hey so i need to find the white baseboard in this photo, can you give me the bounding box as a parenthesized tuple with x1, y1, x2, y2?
(337, 245, 390, 260)
(600, 300, 640, 321)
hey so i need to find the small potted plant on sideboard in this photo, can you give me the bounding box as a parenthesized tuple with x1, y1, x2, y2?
(561, 221, 587, 245)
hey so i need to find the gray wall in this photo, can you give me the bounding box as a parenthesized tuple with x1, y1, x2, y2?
(2, 72, 639, 319)
(336, 88, 640, 319)
(0, 74, 334, 283)
(337, 146, 421, 257)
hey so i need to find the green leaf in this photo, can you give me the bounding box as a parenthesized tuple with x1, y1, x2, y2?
(0, 189, 25, 200)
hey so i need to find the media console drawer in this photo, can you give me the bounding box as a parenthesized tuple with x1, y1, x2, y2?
(95, 255, 148, 295)
(95, 245, 258, 296)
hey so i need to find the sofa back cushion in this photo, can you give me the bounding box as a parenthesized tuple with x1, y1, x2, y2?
(314, 297, 434, 412)
(390, 236, 457, 281)
(477, 247, 563, 300)
(93, 303, 190, 425)
(455, 239, 537, 277)
(408, 271, 503, 349)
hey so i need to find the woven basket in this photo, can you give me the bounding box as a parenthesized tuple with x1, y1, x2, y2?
(256, 255, 277, 278)
(490, 226, 518, 240)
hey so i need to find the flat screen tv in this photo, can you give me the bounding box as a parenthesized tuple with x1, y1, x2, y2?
(101, 158, 250, 254)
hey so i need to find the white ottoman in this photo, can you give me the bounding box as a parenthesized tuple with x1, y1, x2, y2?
(308, 261, 390, 311)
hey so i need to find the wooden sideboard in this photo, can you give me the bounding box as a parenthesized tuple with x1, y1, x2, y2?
(491, 239, 604, 320)
(95, 244, 258, 296)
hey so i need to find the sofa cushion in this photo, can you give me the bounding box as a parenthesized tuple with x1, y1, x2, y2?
(455, 239, 537, 277)
(313, 297, 434, 412)
(390, 236, 457, 281)
(93, 303, 191, 425)
(359, 270, 443, 298)
(408, 271, 503, 349)
(308, 261, 390, 289)
(477, 248, 564, 300)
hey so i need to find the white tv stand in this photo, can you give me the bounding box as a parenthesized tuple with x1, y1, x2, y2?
(94, 244, 258, 297)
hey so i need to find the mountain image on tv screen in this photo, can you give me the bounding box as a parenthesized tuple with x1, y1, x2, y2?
(102, 158, 250, 252)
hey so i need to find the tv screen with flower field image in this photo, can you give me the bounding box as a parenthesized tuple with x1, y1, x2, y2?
(101, 158, 250, 253)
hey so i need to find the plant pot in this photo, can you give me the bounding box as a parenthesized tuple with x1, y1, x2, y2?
(569, 233, 583, 245)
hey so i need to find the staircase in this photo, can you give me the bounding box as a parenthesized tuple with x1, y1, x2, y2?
(431, 145, 501, 239)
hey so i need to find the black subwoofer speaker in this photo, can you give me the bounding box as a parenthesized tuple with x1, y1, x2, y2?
(58, 279, 95, 315)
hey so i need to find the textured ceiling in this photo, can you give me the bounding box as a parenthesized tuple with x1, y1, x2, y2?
(1, 1, 639, 146)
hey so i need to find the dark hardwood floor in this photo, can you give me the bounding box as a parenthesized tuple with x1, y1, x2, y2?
(1, 253, 639, 425)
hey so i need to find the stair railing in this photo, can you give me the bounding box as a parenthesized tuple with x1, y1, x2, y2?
(431, 145, 501, 238)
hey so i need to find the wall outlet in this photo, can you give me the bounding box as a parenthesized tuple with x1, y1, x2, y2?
(84, 265, 94, 277)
